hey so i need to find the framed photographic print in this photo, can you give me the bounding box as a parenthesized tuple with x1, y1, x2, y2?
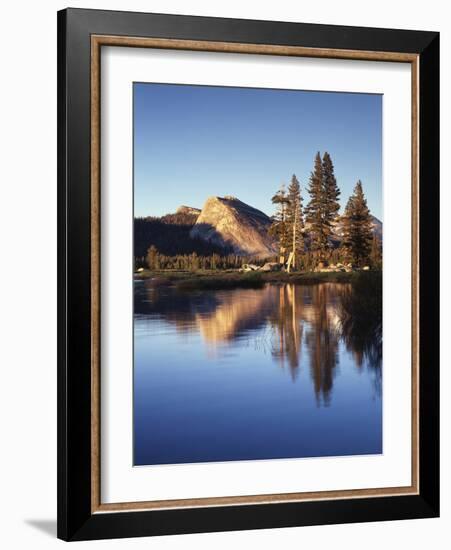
(57, 8, 439, 541)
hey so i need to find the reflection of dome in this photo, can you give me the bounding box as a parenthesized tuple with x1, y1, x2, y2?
(196, 287, 274, 343)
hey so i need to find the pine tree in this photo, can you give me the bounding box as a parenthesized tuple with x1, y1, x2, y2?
(269, 183, 291, 258)
(146, 245, 160, 270)
(286, 174, 305, 270)
(322, 152, 341, 230)
(305, 152, 328, 256)
(342, 180, 373, 266)
(190, 251, 200, 271)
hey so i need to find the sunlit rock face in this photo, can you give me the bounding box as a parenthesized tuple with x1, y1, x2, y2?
(190, 196, 277, 258)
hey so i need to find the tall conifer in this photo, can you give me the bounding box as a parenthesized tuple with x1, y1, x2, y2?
(269, 183, 291, 254)
(146, 245, 160, 270)
(322, 152, 341, 229)
(287, 174, 305, 267)
(305, 152, 328, 255)
(342, 180, 373, 266)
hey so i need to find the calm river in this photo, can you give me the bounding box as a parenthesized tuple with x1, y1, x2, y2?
(134, 279, 382, 465)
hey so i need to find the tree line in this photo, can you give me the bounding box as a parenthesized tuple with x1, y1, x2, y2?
(145, 248, 264, 271)
(269, 151, 381, 269)
(134, 211, 231, 263)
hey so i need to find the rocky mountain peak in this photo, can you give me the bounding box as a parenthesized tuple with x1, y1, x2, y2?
(190, 196, 277, 258)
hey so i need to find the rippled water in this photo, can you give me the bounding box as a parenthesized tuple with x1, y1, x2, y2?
(134, 280, 382, 465)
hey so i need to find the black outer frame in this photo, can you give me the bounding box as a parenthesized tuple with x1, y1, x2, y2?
(57, 8, 439, 542)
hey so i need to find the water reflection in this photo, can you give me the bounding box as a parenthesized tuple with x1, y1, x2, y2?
(135, 279, 382, 405)
(134, 279, 382, 464)
(339, 275, 383, 395)
(304, 285, 340, 406)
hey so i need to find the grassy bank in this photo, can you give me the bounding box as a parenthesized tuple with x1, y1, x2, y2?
(177, 273, 265, 290)
(134, 268, 376, 290)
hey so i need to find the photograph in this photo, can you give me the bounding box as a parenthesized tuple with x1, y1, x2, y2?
(53, 5, 440, 542)
(133, 83, 383, 466)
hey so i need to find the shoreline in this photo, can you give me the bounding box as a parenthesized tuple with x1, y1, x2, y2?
(134, 269, 381, 290)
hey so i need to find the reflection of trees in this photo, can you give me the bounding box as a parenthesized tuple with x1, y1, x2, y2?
(134, 279, 220, 333)
(268, 284, 341, 400)
(269, 285, 304, 380)
(338, 273, 382, 395)
(247, 281, 382, 406)
(303, 285, 340, 406)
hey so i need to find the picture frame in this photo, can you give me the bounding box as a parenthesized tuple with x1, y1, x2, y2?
(57, 7, 439, 541)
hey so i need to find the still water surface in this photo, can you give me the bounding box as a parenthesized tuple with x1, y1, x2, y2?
(134, 280, 382, 465)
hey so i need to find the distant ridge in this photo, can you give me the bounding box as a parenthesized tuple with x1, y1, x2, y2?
(176, 205, 201, 216)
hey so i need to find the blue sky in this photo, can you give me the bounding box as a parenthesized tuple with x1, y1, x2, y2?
(134, 83, 382, 220)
